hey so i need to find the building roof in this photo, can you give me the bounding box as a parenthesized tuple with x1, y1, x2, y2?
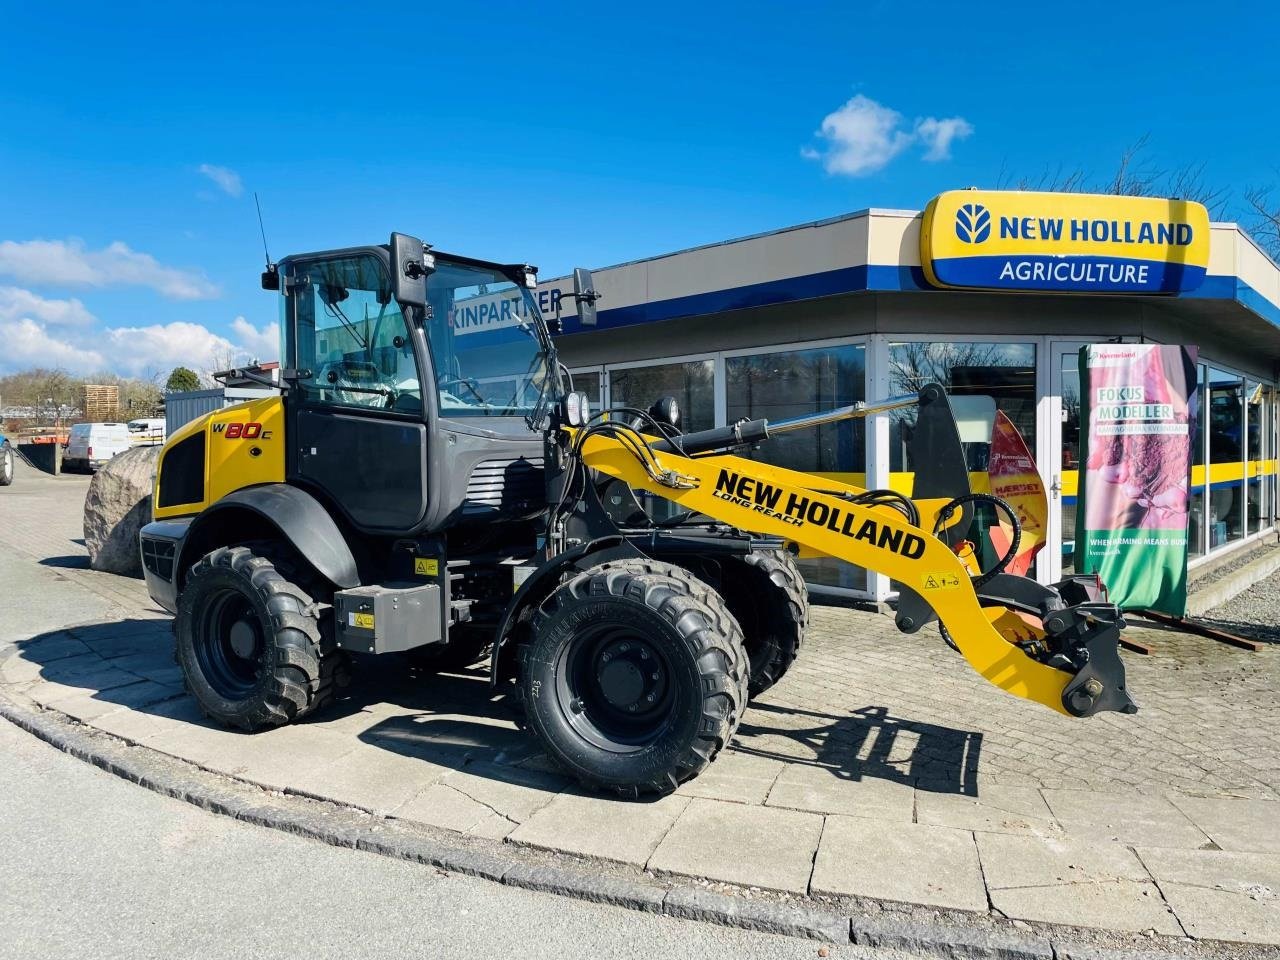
(536, 207, 1280, 347)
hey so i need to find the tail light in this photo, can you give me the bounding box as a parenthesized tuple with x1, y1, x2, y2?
(87, 445, 94, 458)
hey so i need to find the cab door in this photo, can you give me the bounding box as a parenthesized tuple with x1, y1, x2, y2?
(283, 252, 430, 534)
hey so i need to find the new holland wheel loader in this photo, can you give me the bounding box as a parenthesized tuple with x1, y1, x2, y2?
(139, 232, 1137, 797)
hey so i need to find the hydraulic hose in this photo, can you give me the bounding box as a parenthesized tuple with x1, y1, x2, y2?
(933, 492, 1021, 587)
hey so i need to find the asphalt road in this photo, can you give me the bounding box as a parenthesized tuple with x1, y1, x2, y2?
(0, 717, 874, 960)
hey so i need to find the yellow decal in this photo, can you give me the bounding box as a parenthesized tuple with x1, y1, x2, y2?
(349, 612, 375, 630)
(920, 190, 1210, 294)
(920, 571, 962, 591)
(414, 557, 439, 577)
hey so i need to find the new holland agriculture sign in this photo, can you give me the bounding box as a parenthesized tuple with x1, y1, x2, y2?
(920, 190, 1210, 294)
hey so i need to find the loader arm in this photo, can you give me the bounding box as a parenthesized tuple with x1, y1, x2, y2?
(567, 390, 1136, 720)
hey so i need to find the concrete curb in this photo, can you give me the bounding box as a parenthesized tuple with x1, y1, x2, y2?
(1187, 544, 1280, 617)
(0, 691, 1249, 960)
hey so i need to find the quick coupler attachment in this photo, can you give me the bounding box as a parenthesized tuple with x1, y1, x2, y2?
(1041, 601, 1139, 718)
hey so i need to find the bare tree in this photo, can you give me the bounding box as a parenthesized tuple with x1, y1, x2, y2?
(1245, 186, 1280, 260)
(997, 134, 1229, 217)
(887, 341, 1006, 396)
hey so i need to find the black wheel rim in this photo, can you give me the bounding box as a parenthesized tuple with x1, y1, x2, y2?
(194, 587, 264, 700)
(554, 624, 678, 754)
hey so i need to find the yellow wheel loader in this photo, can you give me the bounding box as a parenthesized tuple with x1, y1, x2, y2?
(139, 233, 1136, 798)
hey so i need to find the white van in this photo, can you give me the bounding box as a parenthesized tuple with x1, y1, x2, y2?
(64, 422, 133, 472)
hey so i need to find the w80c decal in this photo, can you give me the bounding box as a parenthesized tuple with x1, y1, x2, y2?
(212, 421, 272, 440)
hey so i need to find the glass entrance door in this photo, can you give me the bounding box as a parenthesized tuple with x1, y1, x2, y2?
(1047, 341, 1093, 582)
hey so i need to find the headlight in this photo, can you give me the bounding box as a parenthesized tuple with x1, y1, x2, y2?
(562, 391, 588, 427)
(649, 396, 681, 430)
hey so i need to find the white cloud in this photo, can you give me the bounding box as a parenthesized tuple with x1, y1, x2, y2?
(230, 316, 278, 362)
(0, 316, 279, 379)
(802, 95, 915, 176)
(803, 94, 973, 176)
(916, 116, 974, 162)
(0, 317, 106, 372)
(0, 239, 220, 300)
(197, 163, 243, 198)
(0, 286, 96, 326)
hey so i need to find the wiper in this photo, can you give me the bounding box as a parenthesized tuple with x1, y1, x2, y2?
(324, 300, 369, 350)
(518, 348, 557, 430)
(457, 379, 487, 405)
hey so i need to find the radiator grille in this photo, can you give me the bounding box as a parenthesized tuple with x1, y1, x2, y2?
(462, 457, 544, 517)
(140, 536, 176, 581)
(157, 432, 205, 508)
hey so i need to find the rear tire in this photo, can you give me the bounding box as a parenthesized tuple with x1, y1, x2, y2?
(719, 550, 809, 696)
(175, 546, 345, 730)
(0, 444, 13, 486)
(518, 557, 747, 797)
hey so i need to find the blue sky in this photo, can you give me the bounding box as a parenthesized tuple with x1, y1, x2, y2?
(0, 0, 1273, 378)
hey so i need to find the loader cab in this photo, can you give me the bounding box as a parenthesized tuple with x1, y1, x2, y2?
(276, 237, 557, 537)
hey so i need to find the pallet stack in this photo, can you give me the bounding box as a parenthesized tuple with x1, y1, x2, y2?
(83, 384, 120, 422)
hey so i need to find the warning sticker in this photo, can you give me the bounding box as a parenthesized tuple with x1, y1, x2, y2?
(349, 612, 375, 630)
(414, 557, 439, 577)
(920, 571, 962, 591)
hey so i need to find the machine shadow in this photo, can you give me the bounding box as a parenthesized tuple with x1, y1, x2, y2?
(10, 619, 185, 713)
(11, 620, 982, 800)
(733, 701, 983, 796)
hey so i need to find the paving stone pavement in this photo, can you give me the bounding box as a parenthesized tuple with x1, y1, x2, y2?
(4, 460, 1280, 946)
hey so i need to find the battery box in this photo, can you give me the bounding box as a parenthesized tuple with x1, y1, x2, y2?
(333, 582, 442, 654)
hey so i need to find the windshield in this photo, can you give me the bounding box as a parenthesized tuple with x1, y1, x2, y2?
(425, 259, 555, 417)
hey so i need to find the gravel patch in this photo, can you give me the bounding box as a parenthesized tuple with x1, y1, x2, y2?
(1189, 539, 1280, 589)
(1200, 565, 1280, 643)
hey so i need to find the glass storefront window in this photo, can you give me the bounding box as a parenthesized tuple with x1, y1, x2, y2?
(570, 369, 602, 411)
(609, 360, 715, 432)
(726, 344, 867, 591)
(888, 341, 1037, 472)
(608, 359, 716, 522)
(1189, 364, 1207, 558)
(888, 341, 1037, 573)
(1264, 386, 1274, 535)
(1247, 380, 1266, 535)
(1207, 368, 1244, 546)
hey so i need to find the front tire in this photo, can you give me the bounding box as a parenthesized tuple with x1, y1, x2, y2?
(519, 558, 747, 797)
(0, 444, 13, 486)
(176, 546, 343, 730)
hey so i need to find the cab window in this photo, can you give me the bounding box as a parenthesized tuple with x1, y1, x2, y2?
(288, 254, 423, 415)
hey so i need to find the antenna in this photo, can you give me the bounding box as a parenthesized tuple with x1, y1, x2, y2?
(254, 192, 271, 264)
(255, 192, 280, 291)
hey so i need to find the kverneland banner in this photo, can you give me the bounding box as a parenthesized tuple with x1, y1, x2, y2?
(1075, 344, 1199, 614)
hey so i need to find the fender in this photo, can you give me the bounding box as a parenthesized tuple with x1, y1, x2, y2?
(180, 484, 359, 589)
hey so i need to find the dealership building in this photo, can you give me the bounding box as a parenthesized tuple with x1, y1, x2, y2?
(536, 191, 1280, 602)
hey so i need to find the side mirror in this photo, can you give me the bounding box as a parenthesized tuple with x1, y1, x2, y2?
(390, 232, 429, 309)
(573, 267, 599, 327)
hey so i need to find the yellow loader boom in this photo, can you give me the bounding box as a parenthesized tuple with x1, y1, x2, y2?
(562, 384, 1136, 721)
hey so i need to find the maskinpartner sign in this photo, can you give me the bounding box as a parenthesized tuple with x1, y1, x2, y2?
(920, 191, 1210, 293)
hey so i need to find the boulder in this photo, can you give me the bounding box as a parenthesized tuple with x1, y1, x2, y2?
(84, 445, 160, 577)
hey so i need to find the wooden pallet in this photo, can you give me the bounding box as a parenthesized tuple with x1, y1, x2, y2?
(82, 384, 120, 422)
